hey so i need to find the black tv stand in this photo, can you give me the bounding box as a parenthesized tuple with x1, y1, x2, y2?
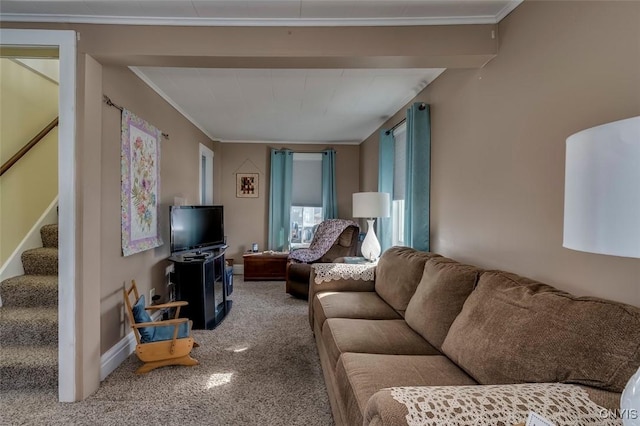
(169, 247, 231, 329)
(182, 252, 210, 261)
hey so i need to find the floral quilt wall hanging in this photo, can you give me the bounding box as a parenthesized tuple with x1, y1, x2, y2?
(121, 109, 163, 256)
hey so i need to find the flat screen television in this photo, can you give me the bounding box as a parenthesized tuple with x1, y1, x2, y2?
(170, 205, 225, 254)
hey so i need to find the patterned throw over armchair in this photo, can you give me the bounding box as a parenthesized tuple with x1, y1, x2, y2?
(286, 219, 359, 299)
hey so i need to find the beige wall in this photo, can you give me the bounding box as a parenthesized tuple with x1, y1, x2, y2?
(220, 143, 360, 264)
(99, 65, 217, 352)
(361, 1, 640, 307)
(0, 58, 58, 264)
(3, 22, 497, 71)
(0, 59, 58, 162)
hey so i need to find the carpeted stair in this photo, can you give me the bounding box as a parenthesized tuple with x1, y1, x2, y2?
(0, 224, 58, 391)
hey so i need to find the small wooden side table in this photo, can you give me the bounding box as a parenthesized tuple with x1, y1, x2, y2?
(243, 252, 289, 281)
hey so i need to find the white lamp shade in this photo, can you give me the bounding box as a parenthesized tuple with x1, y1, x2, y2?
(352, 192, 391, 218)
(563, 116, 640, 258)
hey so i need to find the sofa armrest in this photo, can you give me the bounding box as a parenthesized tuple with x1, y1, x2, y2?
(364, 383, 620, 426)
(308, 266, 376, 329)
(309, 267, 375, 295)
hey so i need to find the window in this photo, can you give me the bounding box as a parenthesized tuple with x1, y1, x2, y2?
(290, 153, 323, 248)
(290, 206, 323, 246)
(378, 103, 431, 252)
(392, 124, 407, 247)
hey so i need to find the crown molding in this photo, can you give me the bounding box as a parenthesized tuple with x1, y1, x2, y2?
(495, 0, 524, 23)
(0, 13, 510, 27)
(129, 66, 218, 142)
(218, 139, 362, 145)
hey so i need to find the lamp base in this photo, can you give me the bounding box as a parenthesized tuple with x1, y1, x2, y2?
(361, 219, 381, 261)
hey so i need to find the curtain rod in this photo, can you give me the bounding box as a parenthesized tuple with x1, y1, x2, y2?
(273, 149, 335, 154)
(103, 95, 170, 140)
(385, 103, 426, 135)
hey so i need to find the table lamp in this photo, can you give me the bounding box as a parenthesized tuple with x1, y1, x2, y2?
(353, 192, 391, 261)
(563, 116, 640, 425)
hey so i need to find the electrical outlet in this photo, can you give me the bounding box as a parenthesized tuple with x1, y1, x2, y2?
(149, 287, 155, 301)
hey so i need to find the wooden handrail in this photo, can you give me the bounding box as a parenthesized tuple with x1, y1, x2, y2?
(0, 117, 59, 177)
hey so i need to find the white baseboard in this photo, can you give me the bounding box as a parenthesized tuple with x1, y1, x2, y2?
(100, 330, 136, 381)
(100, 311, 161, 381)
(233, 264, 244, 275)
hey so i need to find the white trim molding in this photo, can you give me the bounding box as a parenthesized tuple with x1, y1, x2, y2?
(0, 11, 522, 27)
(100, 311, 162, 381)
(100, 331, 137, 381)
(1, 28, 78, 403)
(495, 0, 524, 22)
(199, 144, 214, 205)
(218, 138, 361, 145)
(129, 66, 217, 141)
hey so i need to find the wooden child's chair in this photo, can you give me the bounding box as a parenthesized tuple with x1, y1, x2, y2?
(123, 280, 199, 374)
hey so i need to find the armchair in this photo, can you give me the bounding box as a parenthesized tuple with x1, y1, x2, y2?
(286, 219, 359, 299)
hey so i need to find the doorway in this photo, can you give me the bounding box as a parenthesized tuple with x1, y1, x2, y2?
(199, 143, 214, 205)
(0, 29, 77, 402)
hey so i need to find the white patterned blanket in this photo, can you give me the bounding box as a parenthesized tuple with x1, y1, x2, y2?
(384, 383, 620, 426)
(312, 262, 376, 284)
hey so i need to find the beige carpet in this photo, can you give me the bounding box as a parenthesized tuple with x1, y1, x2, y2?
(1, 277, 333, 425)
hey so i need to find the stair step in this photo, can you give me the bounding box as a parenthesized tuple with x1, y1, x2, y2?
(0, 307, 58, 346)
(0, 275, 58, 308)
(0, 346, 57, 390)
(21, 248, 58, 276)
(40, 224, 58, 249)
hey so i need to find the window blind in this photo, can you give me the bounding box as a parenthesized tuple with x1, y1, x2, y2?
(292, 153, 323, 207)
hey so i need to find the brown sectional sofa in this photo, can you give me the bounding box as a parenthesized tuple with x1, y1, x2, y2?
(309, 247, 640, 426)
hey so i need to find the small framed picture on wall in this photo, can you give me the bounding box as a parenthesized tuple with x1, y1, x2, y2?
(236, 173, 259, 198)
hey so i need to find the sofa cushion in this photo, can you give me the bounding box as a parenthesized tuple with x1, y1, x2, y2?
(404, 257, 481, 350)
(322, 318, 440, 369)
(313, 291, 401, 333)
(441, 270, 640, 392)
(308, 274, 376, 330)
(375, 247, 441, 316)
(336, 353, 476, 426)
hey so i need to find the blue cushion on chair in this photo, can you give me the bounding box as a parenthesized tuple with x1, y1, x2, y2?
(131, 294, 155, 343)
(151, 322, 190, 343)
(132, 294, 190, 343)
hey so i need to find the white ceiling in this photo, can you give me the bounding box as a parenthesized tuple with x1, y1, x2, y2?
(132, 67, 445, 143)
(1, 0, 521, 143)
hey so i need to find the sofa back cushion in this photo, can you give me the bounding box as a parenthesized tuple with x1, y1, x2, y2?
(404, 257, 481, 351)
(375, 247, 440, 316)
(441, 270, 640, 392)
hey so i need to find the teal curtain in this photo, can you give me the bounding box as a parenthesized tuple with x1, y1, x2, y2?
(378, 129, 395, 252)
(405, 103, 431, 251)
(268, 149, 293, 251)
(322, 149, 338, 219)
